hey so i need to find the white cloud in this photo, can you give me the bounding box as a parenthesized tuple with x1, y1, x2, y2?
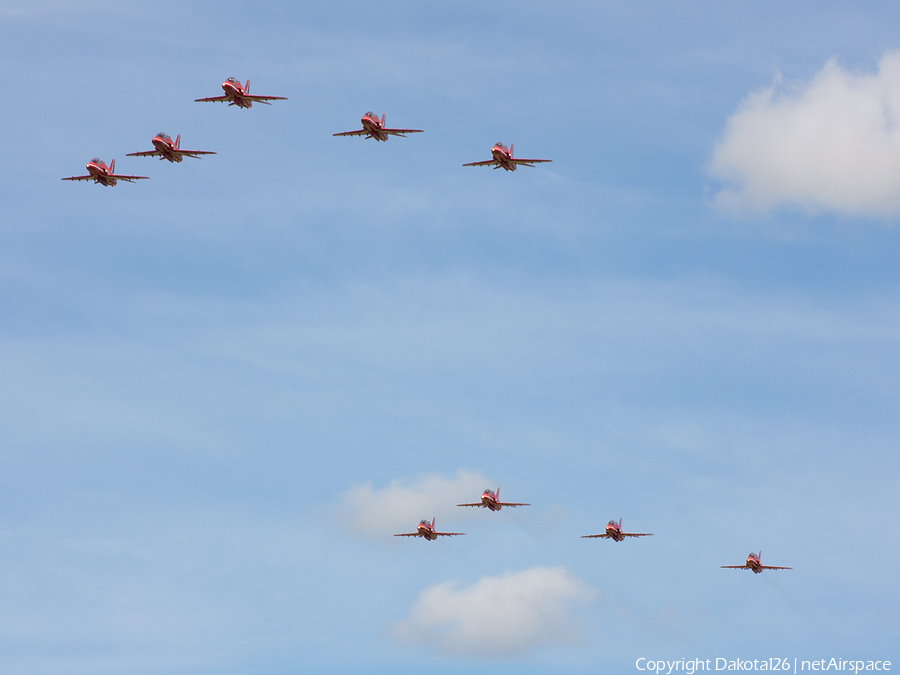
(392, 566, 595, 658)
(709, 52, 900, 217)
(338, 469, 491, 540)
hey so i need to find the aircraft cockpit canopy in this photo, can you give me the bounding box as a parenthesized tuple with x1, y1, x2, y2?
(157, 132, 170, 140)
(608, 520, 618, 527)
(365, 111, 375, 117)
(484, 489, 494, 494)
(748, 552, 757, 558)
(226, 77, 241, 84)
(419, 520, 429, 525)
(90, 158, 102, 164)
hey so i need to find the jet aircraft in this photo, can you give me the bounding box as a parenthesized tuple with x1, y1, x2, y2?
(463, 142, 551, 171)
(457, 488, 530, 511)
(721, 551, 791, 574)
(393, 518, 464, 540)
(333, 112, 423, 141)
(194, 78, 287, 108)
(61, 158, 149, 187)
(127, 133, 216, 163)
(581, 518, 653, 542)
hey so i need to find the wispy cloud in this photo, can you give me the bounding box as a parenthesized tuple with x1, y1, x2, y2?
(338, 469, 490, 540)
(710, 51, 900, 217)
(392, 566, 595, 658)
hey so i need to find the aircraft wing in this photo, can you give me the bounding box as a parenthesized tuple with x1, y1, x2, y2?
(179, 150, 217, 157)
(497, 502, 531, 507)
(245, 95, 288, 103)
(463, 159, 499, 167)
(61, 175, 94, 181)
(383, 128, 423, 136)
(393, 532, 421, 537)
(194, 95, 231, 103)
(759, 565, 792, 570)
(620, 532, 653, 537)
(581, 533, 613, 539)
(720, 565, 749, 569)
(109, 174, 150, 182)
(126, 150, 163, 157)
(457, 502, 486, 507)
(333, 129, 368, 137)
(434, 532, 465, 537)
(510, 158, 552, 166)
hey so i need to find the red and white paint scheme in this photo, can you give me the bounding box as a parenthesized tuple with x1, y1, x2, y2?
(61, 158, 149, 187)
(721, 551, 791, 574)
(463, 142, 552, 171)
(333, 112, 423, 142)
(394, 518, 465, 541)
(194, 78, 287, 108)
(581, 518, 653, 542)
(127, 133, 216, 163)
(457, 488, 530, 512)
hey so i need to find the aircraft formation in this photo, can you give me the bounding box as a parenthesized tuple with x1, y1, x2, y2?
(395, 488, 791, 572)
(60, 77, 792, 575)
(62, 76, 551, 185)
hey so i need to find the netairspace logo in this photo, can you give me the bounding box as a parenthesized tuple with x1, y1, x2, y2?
(636, 658, 892, 674)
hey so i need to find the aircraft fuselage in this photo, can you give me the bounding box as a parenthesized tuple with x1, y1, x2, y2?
(746, 556, 764, 573)
(605, 525, 625, 541)
(222, 80, 253, 108)
(361, 115, 389, 141)
(86, 160, 117, 186)
(152, 136, 182, 162)
(491, 144, 516, 171)
(481, 494, 502, 511)
(417, 524, 438, 540)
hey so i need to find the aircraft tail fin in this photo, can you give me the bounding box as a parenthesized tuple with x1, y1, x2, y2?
(510, 143, 514, 158)
(110, 158, 115, 173)
(245, 79, 250, 94)
(381, 113, 385, 127)
(175, 134, 181, 149)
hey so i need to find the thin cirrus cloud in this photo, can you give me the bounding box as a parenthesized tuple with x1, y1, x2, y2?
(338, 469, 491, 541)
(709, 51, 900, 218)
(391, 566, 596, 658)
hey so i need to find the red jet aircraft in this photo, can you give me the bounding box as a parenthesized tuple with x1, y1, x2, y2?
(333, 112, 423, 141)
(61, 158, 149, 187)
(127, 133, 216, 163)
(394, 518, 464, 541)
(463, 142, 552, 171)
(581, 518, 653, 542)
(457, 488, 530, 511)
(721, 551, 791, 574)
(194, 78, 287, 108)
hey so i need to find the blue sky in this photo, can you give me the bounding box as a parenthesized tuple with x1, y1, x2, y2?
(1, 1, 898, 673)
